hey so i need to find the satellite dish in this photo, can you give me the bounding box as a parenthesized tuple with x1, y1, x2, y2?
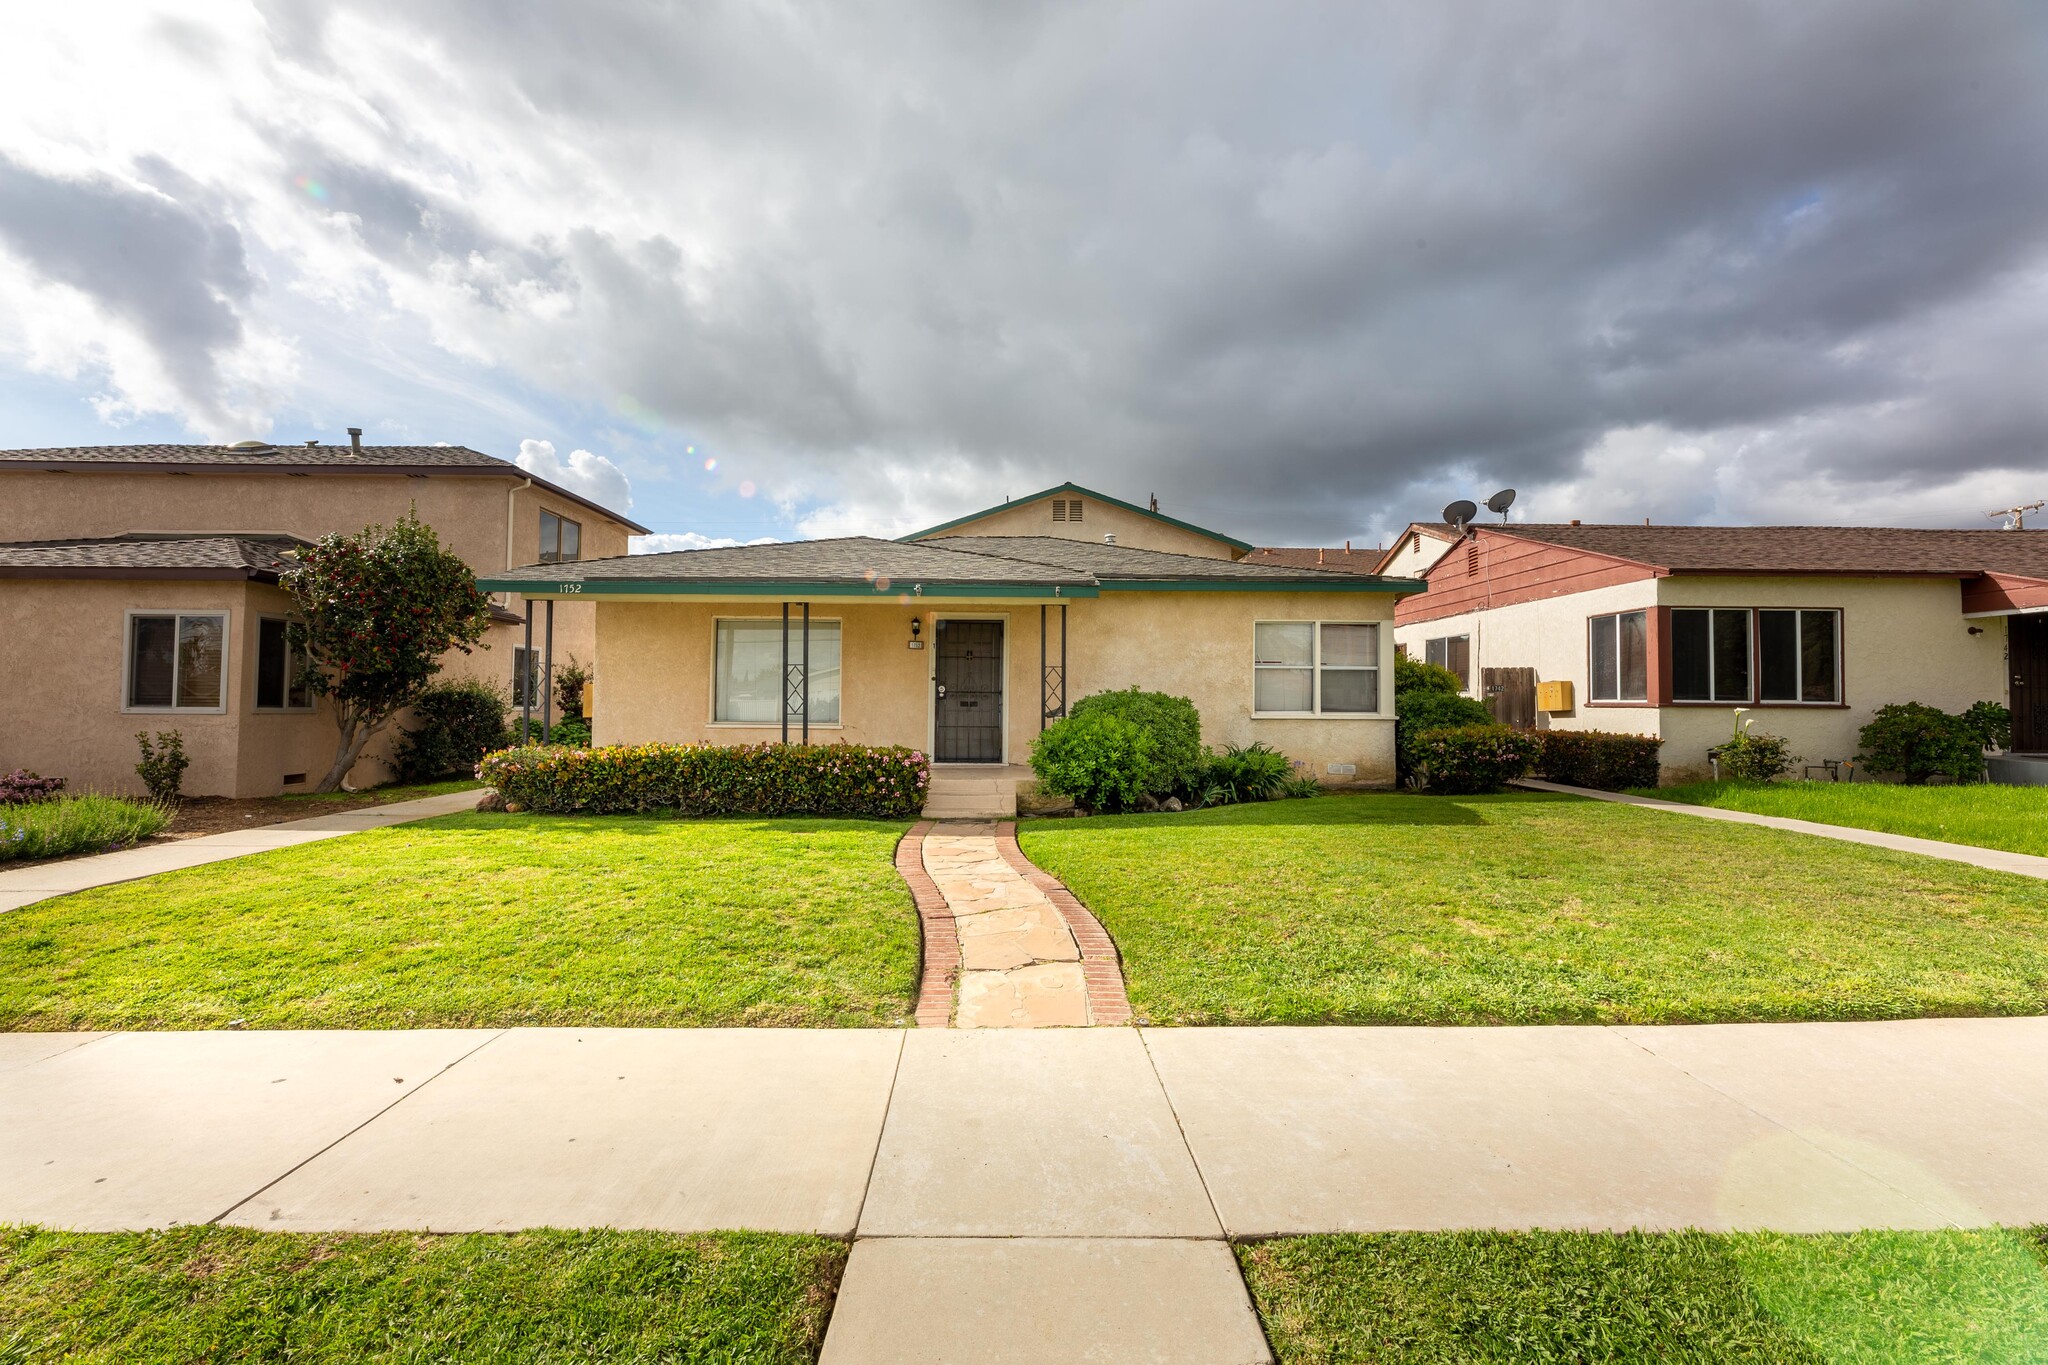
(1486, 488, 1516, 516)
(1442, 499, 1478, 531)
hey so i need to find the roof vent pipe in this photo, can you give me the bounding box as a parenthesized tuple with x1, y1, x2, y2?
(1104, 533, 1117, 545)
(347, 427, 363, 455)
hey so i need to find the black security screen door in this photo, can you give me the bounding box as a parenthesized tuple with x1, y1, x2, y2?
(2015, 614, 2048, 752)
(935, 619, 1005, 762)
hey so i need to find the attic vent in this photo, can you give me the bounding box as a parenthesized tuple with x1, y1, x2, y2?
(1465, 541, 1480, 575)
(226, 440, 278, 455)
(1051, 498, 1084, 523)
(1410, 531, 1421, 553)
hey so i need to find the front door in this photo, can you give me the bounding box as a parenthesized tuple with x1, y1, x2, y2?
(2014, 614, 2048, 751)
(935, 619, 1005, 763)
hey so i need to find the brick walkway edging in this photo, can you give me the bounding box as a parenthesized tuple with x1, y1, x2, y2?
(993, 821, 1135, 1025)
(895, 822, 959, 1027)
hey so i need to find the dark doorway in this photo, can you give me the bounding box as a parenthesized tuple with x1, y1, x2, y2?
(2014, 614, 2048, 751)
(936, 619, 1005, 763)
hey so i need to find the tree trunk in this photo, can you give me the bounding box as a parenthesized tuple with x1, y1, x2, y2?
(313, 711, 387, 793)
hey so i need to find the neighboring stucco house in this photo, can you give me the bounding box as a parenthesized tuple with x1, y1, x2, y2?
(481, 483, 1425, 810)
(1392, 522, 2048, 781)
(0, 439, 645, 796)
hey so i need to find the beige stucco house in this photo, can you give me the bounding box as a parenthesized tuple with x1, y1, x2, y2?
(482, 483, 1426, 808)
(0, 439, 644, 796)
(1393, 522, 2048, 781)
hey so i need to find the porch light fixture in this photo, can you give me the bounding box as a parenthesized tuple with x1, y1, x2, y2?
(909, 617, 925, 650)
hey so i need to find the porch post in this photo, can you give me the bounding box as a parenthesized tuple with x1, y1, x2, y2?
(1040, 605, 1046, 732)
(1059, 602, 1067, 719)
(542, 599, 555, 741)
(520, 611, 534, 742)
(801, 602, 811, 743)
(781, 601, 790, 745)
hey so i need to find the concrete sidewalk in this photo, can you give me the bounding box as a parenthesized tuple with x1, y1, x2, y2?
(0, 788, 487, 913)
(5, 1019, 2046, 1362)
(1516, 777, 2048, 879)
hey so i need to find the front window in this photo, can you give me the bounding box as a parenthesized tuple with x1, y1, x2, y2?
(715, 618, 842, 724)
(1588, 610, 1648, 702)
(1671, 608, 1751, 702)
(128, 612, 227, 711)
(1424, 634, 1471, 689)
(1759, 609, 1840, 703)
(539, 510, 581, 564)
(512, 647, 542, 708)
(255, 617, 315, 710)
(1253, 621, 1381, 715)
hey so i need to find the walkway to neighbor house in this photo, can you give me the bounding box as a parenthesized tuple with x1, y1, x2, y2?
(900, 819, 1133, 1028)
(0, 788, 488, 913)
(1516, 777, 2048, 879)
(7, 1018, 2048, 1362)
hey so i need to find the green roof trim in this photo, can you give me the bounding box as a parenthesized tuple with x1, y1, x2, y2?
(1096, 576, 1428, 593)
(899, 482, 1258, 554)
(477, 576, 1099, 600)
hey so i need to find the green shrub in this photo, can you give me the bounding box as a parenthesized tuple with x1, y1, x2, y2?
(1962, 700, 2013, 751)
(134, 730, 189, 802)
(1397, 689, 1494, 781)
(394, 679, 512, 782)
(1708, 711, 1799, 782)
(1067, 688, 1204, 796)
(1200, 741, 1295, 805)
(1411, 725, 1540, 794)
(1857, 702, 1985, 784)
(1278, 773, 1325, 799)
(478, 742, 929, 818)
(0, 793, 172, 861)
(0, 769, 65, 805)
(1535, 730, 1665, 790)
(554, 655, 592, 719)
(1031, 711, 1157, 812)
(543, 716, 593, 748)
(1395, 654, 1465, 695)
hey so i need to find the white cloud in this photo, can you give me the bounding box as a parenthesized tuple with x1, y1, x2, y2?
(630, 532, 781, 554)
(514, 437, 632, 512)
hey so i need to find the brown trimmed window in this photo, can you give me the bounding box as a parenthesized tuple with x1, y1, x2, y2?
(1588, 610, 1648, 702)
(1671, 608, 1751, 702)
(539, 510, 581, 563)
(1424, 634, 1470, 689)
(255, 617, 315, 710)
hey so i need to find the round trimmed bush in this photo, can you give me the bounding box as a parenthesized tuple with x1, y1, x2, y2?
(1066, 688, 1203, 797)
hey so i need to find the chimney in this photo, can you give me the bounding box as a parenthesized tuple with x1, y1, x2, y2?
(1318, 548, 1326, 564)
(347, 427, 363, 455)
(1570, 519, 1581, 526)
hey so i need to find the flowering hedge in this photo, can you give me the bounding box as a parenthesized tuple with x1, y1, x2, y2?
(1410, 724, 1541, 795)
(478, 742, 930, 819)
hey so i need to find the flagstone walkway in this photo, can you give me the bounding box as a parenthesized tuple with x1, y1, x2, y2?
(901, 820, 1132, 1028)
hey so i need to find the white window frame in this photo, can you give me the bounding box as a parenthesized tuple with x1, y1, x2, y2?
(253, 615, 317, 712)
(709, 616, 845, 728)
(123, 609, 231, 715)
(1669, 607, 1753, 704)
(1757, 607, 1842, 705)
(1252, 620, 1387, 718)
(1587, 609, 1649, 703)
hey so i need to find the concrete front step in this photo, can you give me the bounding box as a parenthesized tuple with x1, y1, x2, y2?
(922, 799, 1018, 818)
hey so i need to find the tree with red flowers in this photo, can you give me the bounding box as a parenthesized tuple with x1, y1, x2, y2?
(281, 510, 495, 792)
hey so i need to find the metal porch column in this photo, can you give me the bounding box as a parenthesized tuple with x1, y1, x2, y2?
(542, 599, 555, 740)
(520, 610, 534, 742)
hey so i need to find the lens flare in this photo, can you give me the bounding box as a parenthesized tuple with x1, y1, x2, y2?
(293, 175, 327, 201)
(739, 480, 757, 498)
(874, 576, 892, 592)
(703, 457, 717, 472)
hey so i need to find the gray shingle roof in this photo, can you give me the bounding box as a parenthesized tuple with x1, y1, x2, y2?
(481, 533, 1422, 596)
(0, 534, 306, 579)
(0, 443, 507, 468)
(0, 443, 650, 533)
(1489, 523, 2048, 579)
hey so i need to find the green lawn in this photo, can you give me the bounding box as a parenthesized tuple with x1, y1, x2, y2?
(0, 813, 919, 1030)
(1016, 793, 2048, 1025)
(0, 1226, 841, 1363)
(1242, 1229, 2048, 1364)
(1652, 779, 2048, 859)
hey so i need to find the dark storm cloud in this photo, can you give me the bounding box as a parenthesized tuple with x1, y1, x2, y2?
(138, 3, 2048, 531)
(0, 156, 253, 424)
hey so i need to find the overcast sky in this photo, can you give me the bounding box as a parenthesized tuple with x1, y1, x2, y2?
(3, 1, 2046, 550)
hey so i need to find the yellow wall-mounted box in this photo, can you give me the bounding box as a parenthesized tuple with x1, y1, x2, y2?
(1536, 679, 1574, 713)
